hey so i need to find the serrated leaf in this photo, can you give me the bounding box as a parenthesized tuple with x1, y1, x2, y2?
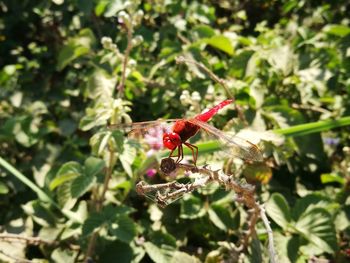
(204, 35, 234, 55)
(119, 142, 136, 177)
(144, 242, 174, 263)
(292, 194, 331, 221)
(50, 162, 82, 190)
(295, 208, 337, 254)
(266, 193, 291, 229)
(82, 205, 134, 236)
(70, 174, 96, 199)
(57, 182, 77, 210)
(110, 215, 137, 243)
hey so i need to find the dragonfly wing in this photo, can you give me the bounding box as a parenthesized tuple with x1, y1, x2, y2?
(108, 119, 179, 149)
(188, 118, 263, 162)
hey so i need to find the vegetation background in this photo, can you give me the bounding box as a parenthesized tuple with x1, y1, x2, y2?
(0, 0, 350, 262)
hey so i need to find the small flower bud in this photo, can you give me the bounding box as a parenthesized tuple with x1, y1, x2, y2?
(131, 35, 143, 46)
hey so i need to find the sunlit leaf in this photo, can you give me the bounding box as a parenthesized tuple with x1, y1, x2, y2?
(110, 215, 137, 243)
(204, 35, 234, 55)
(50, 162, 82, 190)
(323, 24, 350, 37)
(266, 193, 292, 229)
(295, 208, 337, 254)
(144, 242, 174, 263)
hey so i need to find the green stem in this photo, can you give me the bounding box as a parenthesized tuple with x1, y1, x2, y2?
(274, 116, 350, 137)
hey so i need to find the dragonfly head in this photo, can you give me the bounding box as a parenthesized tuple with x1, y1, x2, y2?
(163, 132, 181, 150)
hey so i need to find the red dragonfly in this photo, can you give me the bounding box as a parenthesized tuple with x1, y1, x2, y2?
(109, 99, 263, 165)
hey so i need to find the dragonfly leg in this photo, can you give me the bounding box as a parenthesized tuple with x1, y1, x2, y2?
(168, 147, 177, 159)
(176, 144, 184, 163)
(184, 142, 198, 166)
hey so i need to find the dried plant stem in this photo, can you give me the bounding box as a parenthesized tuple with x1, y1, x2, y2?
(117, 23, 133, 97)
(137, 158, 278, 262)
(175, 56, 247, 124)
(85, 149, 114, 262)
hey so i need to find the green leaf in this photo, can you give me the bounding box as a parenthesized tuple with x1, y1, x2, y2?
(144, 242, 174, 263)
(57, 43, 89, 71)
(50, 162, 82, 190)
(100, 241, 134, 262)
(295, 208, 337, 254)
(274, 232, 300, 263)
(193, 25, 215, 38)
(321, 173, 345, 185)
(104, 0, 124, 17)
(110, 215, 137, 243)
(149, 231, 177, 248)
(249, 237, 262, 263)
(266, 193, 291, 229)
(204, 35, 234, 55)
(208, 205, 234, 231)
(57, 182, 77, 210)
(292, 194, 331, 221)
(22, 201, 56, 227)
(119, 141, 136, 177)
(70, 174, 96, 199)
(57, 29, 95, 70)
(0, 181, 9, 194)
(84, 157, 105, 177)
(180, 195, 206, 219)
(82, 205, 134, 236)
(323, 24, 350, 37)
(171, 251, 200, 263)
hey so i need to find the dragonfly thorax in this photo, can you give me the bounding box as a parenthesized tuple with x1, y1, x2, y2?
(163, 132, 181, 150)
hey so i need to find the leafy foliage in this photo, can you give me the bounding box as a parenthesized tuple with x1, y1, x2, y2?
(1, 0, 350, 262)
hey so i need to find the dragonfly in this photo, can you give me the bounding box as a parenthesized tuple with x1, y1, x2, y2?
(108, 99, 263, 165)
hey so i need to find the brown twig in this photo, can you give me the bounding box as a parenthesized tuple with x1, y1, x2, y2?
(136, 158, 278, 262)
(175, 56, 248, 125)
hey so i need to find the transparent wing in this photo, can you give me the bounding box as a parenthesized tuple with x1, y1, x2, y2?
(108, 119, 179, 150)
(188, 118, 263, 162)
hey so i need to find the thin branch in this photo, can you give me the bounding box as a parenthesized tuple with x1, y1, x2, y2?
(85, 149, 115, 261)
(259, 204, 277, 263)
(175, 56, 248, 125)
(117, 22, 133, 97)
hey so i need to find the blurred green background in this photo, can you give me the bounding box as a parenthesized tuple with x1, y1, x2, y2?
(0, 0, 350, 262)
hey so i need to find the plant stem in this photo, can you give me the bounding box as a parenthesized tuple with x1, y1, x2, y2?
(85, 149, 114, 261)
(117, 23, 133, 97)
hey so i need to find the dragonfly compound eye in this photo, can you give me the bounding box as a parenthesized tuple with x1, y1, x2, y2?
(163, 132, 181, 150)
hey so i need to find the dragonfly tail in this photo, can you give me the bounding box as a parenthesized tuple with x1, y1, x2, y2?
(195, 99, 234, 122)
